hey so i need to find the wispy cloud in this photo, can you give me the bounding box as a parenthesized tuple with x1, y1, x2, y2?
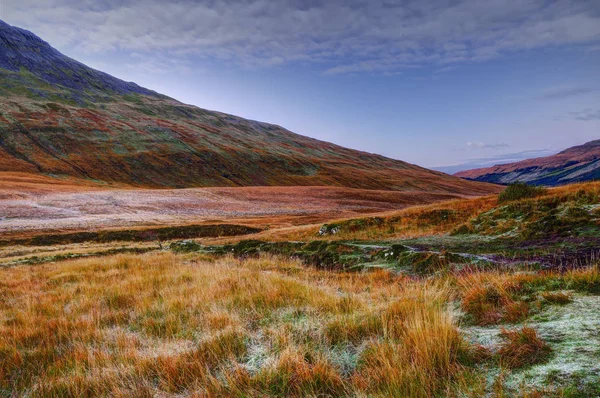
(3, 0, 600, 75)
(569, 108, 600, 121)
(536, 86, 595, 101)
(466, 142, 510, 149)
(125, 53, 195, 76)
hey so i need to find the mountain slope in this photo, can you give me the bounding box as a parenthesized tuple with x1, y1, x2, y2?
(0, 20, 497, 195)
(0, 20, 157, 99)
(456, 140, 600, 186)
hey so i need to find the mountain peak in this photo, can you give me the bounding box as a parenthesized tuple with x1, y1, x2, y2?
(0, 19, 158, 100)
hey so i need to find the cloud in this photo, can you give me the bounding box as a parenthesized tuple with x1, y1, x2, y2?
(466, 142, 510, 149)
(569, 108, 600, 121)
(125, 52, 195, 76)
(2, 0, 600, 75)
(536, 86, 595, 101)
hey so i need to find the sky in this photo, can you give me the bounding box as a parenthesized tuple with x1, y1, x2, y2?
(1, 0, 599, 171)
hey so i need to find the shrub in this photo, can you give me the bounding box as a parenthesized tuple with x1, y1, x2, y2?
(497, 327, 551, 369)
(498, 182, 547, 203)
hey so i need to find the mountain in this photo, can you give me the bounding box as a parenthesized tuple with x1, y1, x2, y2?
(0, 20, 498, 195)
(455, 140, 600, 186)
(0, 20, 158, 100)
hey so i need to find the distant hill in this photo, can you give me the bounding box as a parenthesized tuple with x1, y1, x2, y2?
(456, 140, 600, 186)
(0, 20, 497, 195)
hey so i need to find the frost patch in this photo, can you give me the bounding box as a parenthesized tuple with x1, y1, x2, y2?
(463, 294, 600, 393)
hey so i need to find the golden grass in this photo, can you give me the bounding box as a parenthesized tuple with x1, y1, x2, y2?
(0, 252, 483, 397)
(497, 327, 552, 369)
(459, 277, 530, 325)
(457, 265, 600, 326)
(262, 180, 600, 242)
(541, 291, 573, 305)
(266, 195, 498, 242)
(350, 283, 475, 397)
(1, 251, 597, 396)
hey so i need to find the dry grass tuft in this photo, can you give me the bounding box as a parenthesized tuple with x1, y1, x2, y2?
(459, 279, 529, 326)
(230, 348, 348, 397)
(497, 327, 552, 369)
(350, 282, 477, 396)
(541, 291, 573, 305)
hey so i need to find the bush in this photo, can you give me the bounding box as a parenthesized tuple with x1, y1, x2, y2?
(498, 182, 547, 203)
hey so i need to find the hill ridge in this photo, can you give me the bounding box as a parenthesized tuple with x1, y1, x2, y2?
(455, 139, 600, 186)
(0, 19, 498, 195)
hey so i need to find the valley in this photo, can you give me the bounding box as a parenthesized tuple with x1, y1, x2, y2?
(0, 16, 599, 398)
(1, 181, 600, 397)
(0, 172, 470, 239)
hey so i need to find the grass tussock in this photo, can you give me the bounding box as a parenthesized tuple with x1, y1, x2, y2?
(351, 284, 480, 397)
(541, 291, 573, 305)
(459, 279, 529, 325)
(497, 327, 552, 369)
(227, 348, 348, 397)
(458, 265, 600, 325)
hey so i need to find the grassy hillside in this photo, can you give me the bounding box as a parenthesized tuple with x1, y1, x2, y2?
(455, 140, 600, 186)
(0, 87, 497, 193)
(273, 181, 600, 243)
(0, 22, 498, 194)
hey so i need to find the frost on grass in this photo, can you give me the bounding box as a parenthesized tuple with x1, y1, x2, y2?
(464, 294, 600, 394)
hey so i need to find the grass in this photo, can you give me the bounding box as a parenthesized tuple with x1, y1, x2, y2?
(541, 291, 573, 305)
(458, 265, 600, 325)
(459, 281, 530, 325)
(0, 224, 262, 247)
(1, 251, 598, 396)
(0, 252, 485, 397)
(273, 181, 600, 243)
(1, 181, 599, 396)
(497, 327, 552, 369)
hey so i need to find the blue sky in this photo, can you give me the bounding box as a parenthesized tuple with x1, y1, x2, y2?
(1, 0, 599, 170)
